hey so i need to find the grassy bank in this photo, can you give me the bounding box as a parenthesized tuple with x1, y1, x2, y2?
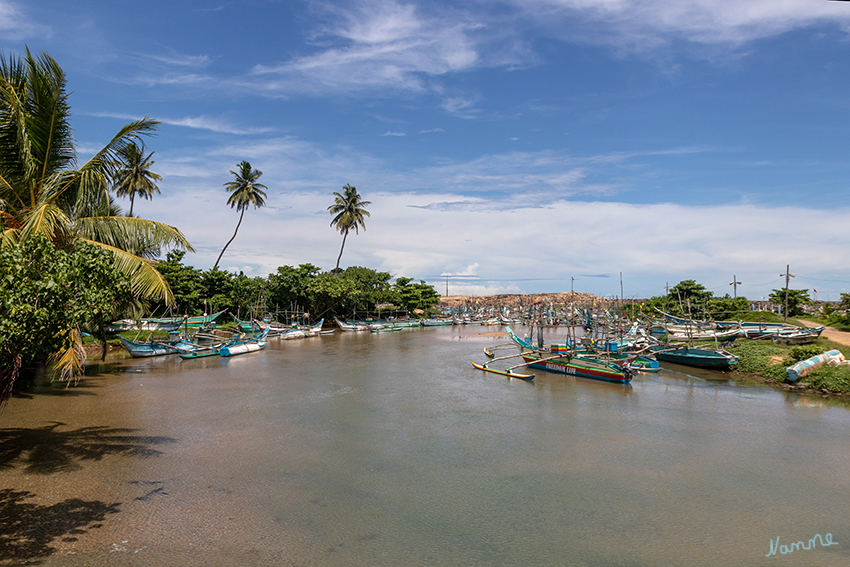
(728, 338, 850, 395)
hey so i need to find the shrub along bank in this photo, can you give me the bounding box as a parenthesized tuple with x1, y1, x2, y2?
(728, 339, 850, 395)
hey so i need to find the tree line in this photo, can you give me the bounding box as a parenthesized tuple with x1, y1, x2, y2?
(155, 251, 440, 321)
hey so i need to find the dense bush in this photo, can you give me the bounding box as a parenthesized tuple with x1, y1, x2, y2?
(0, 235, 131, 400)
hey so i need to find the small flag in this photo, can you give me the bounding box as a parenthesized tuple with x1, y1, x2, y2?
(814, 288, 818, 293)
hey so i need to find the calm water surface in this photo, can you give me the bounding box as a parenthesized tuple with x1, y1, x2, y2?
(1, 326, 849, 566)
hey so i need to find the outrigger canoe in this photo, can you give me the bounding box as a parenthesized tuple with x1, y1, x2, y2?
(504, 326, 633, 384)
(470, 361, 534, 380)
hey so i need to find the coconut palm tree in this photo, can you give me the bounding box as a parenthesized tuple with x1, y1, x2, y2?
(113, 142, 161, 217)
(0, 48, 193, 302)
(214, 161, 267, 269)
(0, 48, 193, 383)
(328, 184, 371, 272)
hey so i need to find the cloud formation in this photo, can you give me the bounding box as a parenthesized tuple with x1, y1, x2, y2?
(515, 0, 850, 50)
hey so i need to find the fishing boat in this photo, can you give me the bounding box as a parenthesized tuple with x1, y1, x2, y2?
(220, 328, 269, 357)
(624, 356, 661, 373)
(179, 346, 223, 359)
(334, 317, 370, 331)
(118, 335, 197, 358)
(772, 327, 824, 345)
(664, 327, 742, 342)
(422, 317, 454, 326)
(501, 326, 633, 384)
(650, 344, 738, 370)
(279, 319, 325, 339)
(519, 351, 633, 384)
(110, 310, 229, 333)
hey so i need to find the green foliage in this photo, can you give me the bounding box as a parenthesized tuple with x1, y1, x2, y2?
(340, 266, 393, 311)
(0, 235, 131, 398)
(840, 292, 850, 311)
(805, 366, 850, 394)
(768, 288, 811, 317)
(230, 273, 265, 316)
(393, 277, 441, 312)
(826, 312, 850, 332)
(670, 280, 712, 303)
(152, 255, 439, 321)
(266, 264, 322, 313)
(307, 274, 361, 318)
(154, 250, 204, 314)
(786, 345, 827, 364)
(761, 363, 789, 381)
(200, 267, 233, 313)
(707, 295, 750, 321)
(728, 340, 785, 374)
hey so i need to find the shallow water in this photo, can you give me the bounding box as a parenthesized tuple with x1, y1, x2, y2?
(1, 326, 849, 566)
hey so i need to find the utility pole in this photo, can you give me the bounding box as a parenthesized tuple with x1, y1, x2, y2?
(729, 275, 741, 299)
(571, 277, 574, 293)
(620, 272, 624, 303)
(780, 265, 795, 322)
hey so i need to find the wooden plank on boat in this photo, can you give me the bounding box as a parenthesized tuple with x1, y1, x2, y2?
(470, 361, 534, 380)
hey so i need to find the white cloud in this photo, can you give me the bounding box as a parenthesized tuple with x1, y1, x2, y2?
(0, 1, 48, 40)
(89, 112, 273, 135)
(250, 0, 483, 100)
(142, 158, 850, 299)
(513, 0, 850, 50)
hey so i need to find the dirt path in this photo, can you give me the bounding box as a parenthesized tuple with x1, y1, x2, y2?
(798, 319, 850, 347)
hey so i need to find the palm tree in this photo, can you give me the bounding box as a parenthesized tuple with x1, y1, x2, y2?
(328, 184, 371, 272)
(0, 48, 194, 383)
(113, 142, 161, 216)
(214, 161, 267, 269)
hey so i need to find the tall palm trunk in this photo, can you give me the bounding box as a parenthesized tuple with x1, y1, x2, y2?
(335, 228, 349, 272)
(214, 205, 246, 269)
(129, 193, 135, 217)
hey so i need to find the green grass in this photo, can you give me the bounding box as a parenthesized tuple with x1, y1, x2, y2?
(728, 337, 850, 394)
(805, 366, 850, 394)
(741, 313, 810, 327)
(727, 340, 786, 374)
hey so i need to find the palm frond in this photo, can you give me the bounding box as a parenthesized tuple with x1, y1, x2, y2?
(79, 237, 176, 305)
(49, 327, 86, 385)
(1, 225, 18, 247)
(75, 215, 195, 258)
(20, 201, 69, 241)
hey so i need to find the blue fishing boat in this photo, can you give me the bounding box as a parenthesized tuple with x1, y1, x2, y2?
(220, 328, 269, 357)
(118, 335, 197, 358)
(651, 344, 738, 370)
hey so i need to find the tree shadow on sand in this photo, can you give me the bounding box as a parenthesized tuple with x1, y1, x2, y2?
(0, 488, 120, 562)
(0, 422, 178, 474)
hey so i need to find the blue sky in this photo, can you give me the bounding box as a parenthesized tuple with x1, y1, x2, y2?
(5, 0, 850, 301)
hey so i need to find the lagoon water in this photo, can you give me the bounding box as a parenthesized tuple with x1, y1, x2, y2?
(1, 325, 849, 566)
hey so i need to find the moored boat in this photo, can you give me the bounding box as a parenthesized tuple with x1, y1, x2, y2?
(651, 344, 738, 370)
(503, 326, 633, 384)
(118, 335, 197, 358)
(334, 317, 370, 331)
